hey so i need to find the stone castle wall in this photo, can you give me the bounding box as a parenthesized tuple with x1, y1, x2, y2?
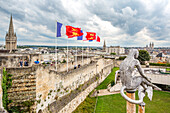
(0, 53, 41, 68)
(0, 69, 3, 108)
(6, 66, 37, 111)
(45, 61, 113, 113)
(36, 58, 113, 112)
(50, 57, 91, 72)
(2, 58, 114, 112)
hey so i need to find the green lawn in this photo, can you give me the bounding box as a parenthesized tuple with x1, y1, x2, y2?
(95, 93, 126, 113)
(95, 90, 170, 113)
(73, 67, 170, 113)
(166, 68, 170, 72)
(96, 67, 119, 90)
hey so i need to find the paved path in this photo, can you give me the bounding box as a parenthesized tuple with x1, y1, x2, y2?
(97, 89, 120, 96)
(97, 83, 122, 96)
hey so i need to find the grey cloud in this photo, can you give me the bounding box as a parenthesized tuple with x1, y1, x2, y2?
(0, 0, 169, 46)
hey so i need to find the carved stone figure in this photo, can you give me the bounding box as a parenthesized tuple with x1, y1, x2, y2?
(120, 49, 161, 106)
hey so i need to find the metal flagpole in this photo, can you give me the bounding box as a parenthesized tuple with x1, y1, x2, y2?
(55, 22, 57, 71)
(76, 46, 77, 67)
(67, 39, 68, 72)
(87, 45, 88, 64)
(82, 45, 83, 66)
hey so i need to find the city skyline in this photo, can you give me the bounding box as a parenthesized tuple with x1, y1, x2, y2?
(0, 0, 170, 47)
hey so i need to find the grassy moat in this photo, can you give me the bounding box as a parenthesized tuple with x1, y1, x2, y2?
(73, 67, 170, 113)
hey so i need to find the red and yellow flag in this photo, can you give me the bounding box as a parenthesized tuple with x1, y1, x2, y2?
(66, 26, 83, 38)
(96, 36, 100, 42)
(86, 32, 96, 40)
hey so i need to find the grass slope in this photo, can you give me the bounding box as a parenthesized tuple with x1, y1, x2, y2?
(73, 96, 96, 113)
(96, 67, 119, 90)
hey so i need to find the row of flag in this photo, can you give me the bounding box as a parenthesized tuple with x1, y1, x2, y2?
(56, 22, 101, 42)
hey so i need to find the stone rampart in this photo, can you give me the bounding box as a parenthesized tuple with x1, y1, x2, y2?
(58, 62, 113, 113)
(6, 66, 37, 111)
(0, 69, 3, 108)
(1, 58, 114, 112)
(0, 53, 40, 68)
(38, 59, 113, 113)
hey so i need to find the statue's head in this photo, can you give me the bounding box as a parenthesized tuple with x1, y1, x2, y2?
(128, 49, 139, 59)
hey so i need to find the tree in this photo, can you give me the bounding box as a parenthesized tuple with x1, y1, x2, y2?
(110, 53, 116, 55)
(138, 50, 150, 63)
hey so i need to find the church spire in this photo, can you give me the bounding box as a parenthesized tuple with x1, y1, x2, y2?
(8, 14, 14, 37)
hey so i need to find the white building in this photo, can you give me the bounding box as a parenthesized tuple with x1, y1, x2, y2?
(106, 46, 125, 55)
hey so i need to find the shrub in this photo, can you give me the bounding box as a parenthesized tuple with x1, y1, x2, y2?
(118, 56, 126, 60)
(149, 63, 170, 67)
(110, 53, 116, 55)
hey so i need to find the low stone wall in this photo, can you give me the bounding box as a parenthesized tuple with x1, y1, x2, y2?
(0, 53, 41, 68)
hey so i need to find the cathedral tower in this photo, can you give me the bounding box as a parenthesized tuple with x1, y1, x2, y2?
(5, 14, 17, 52)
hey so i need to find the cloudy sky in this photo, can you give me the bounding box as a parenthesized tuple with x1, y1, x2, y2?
(0, 0, 170, 47)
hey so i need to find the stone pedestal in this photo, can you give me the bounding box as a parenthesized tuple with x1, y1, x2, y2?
(126, 92, 136, 113)
(138, 105, 145, 113)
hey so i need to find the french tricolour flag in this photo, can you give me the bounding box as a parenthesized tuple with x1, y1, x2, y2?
(56, 22, 65, 37)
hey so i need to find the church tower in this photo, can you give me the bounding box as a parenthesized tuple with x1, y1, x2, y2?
(5, 14, 17, 52)
(152, 42, 154, 49)
(103, 40, 106, 51)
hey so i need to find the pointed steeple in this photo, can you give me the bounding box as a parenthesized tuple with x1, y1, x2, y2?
(5, 14, 17, 52)
(8, 14, 14, 37)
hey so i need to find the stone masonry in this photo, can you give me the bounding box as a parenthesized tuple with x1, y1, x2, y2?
(2, 58, 114, 112)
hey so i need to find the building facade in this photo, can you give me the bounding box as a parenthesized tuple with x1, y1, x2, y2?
(5, 15, 17, 52)
(106, 46, 125, 55)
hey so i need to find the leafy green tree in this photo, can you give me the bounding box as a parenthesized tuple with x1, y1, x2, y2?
(62, 59, 66, 63)
(138, 50, 150, 62)
(119, 56, 126, 60)
(110, 53, 116, 55)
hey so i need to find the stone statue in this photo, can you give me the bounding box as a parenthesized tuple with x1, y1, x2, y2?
(120, 49, 161, 106)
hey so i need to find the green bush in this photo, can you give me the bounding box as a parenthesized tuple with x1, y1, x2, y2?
(62, 59, 66, 63)
(149, 63, 170, 67)
(110, 53, 116, 55)
(119, 56, 126, 60)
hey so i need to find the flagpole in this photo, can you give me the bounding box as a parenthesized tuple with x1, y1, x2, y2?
(82, 44, 83, 66)
(55, 22, 57, 71)
(67, 39, 68, 72)
(87, 45, 88, 64)
(76, 45, 77, 67)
